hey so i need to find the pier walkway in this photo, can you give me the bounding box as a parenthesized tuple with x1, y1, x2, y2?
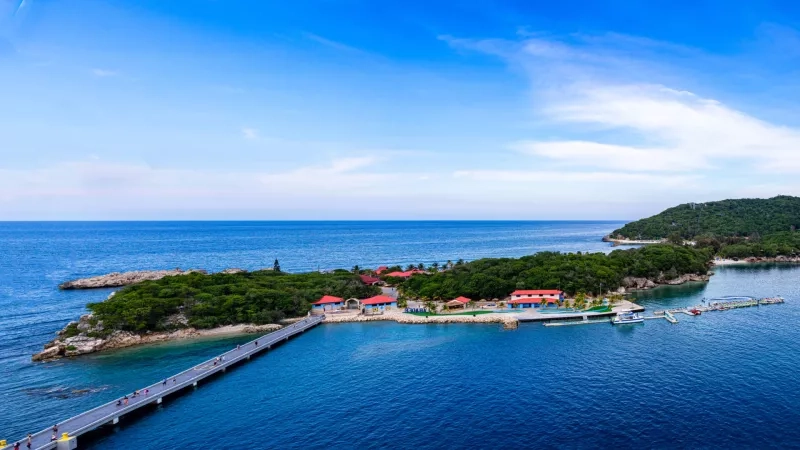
(3, 315, 324, 450)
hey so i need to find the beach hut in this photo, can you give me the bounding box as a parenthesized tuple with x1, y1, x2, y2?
(360, 295, 397, 314)
(445, 296, 471, 309)
(311, 295, 345, 313)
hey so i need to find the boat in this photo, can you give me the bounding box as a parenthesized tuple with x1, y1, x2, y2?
(688, 308, 701, 316)
(612, 310, 644, 325)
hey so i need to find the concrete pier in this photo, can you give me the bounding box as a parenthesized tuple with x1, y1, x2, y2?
(4, 315, 323, 450)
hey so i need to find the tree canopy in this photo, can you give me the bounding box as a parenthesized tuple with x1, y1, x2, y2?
(611, 196, 800, 240)
(399, 244, 711, 301)
(88, 270, 380, 333)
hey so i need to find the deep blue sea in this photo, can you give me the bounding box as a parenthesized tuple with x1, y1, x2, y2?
(2, 221, 800, 449)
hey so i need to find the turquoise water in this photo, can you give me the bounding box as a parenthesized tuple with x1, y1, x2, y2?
(2, 222, 800, 448)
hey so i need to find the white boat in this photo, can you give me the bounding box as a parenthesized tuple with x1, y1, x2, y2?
(612, 310, 644, 325)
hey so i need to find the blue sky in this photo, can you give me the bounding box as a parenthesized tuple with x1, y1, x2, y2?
(2, 0, 800, 219)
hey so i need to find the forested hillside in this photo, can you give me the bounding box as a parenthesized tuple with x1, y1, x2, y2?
(400, 245, 711, 301)
(611, 196, 800, 240)
(88, 270, 380, 332)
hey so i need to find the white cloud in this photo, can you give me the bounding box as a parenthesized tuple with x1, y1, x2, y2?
(241, 127, 258, 140)
(448, 33, 800, 175)
(91, 68, 117, 77)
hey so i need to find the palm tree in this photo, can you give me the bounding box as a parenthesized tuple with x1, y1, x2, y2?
(446, 260, 453, 270)
(468, 300, 476, 310)
(540, 298, 547, 309)
(431, 262, 440, 272)
(352, 265, 360, 274)
(417, 262, 425, 271)
(405, 264, 415, 271)
(456, 258, 465, 266)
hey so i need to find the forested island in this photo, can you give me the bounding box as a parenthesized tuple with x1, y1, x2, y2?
(35, 195, 800, 360)
(610, 196, 800, 259)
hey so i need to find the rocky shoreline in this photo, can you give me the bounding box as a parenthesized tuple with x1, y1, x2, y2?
(32, 314, 283, 361)
(620, 273, 710, 291)
(59, 269, 207, 290)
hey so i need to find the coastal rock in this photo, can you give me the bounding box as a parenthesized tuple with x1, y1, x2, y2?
(32, 345, 61, 361)
(622, 273, 710, 291)
(63, 336, 105, 356)
(221, 268, 247, 274)
(59, 269, 206, 290)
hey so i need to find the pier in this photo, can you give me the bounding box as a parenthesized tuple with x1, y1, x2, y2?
(3, 315, 324, 450)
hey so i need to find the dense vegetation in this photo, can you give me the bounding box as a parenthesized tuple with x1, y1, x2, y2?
(399, 244, 711, 301)
(612, 196, 800, 240)
(88, 270, 380, 333)
(611, 196, 800, 258)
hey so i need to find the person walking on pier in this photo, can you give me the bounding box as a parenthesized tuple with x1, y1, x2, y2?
(162, 379, 167, 386)
(116, 399, 122, 407)
(144, 388, 149, 396)
(236, 344, 240, 351)
(26, 434, 32, 449)
(13, 441, 19, 450)
(123, 395, 129, 406)
(255, 340, 258, 347)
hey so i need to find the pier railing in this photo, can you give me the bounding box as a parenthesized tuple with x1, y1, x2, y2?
(4, 315, 324, 450)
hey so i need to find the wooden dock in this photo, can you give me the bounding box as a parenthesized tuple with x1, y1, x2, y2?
(3, 315, 324, 450)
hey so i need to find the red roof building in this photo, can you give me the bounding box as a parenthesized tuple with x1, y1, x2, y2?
(384, 269, 426, 278)
(508, 297, 558, 304)
(360, 295, 397, 305)
(452, 296, 471, 304)
(511, 290, 563, 296)
(312, 295, 344, 305)
(375, 266, 389, 274)
(359, 274, 381, 285)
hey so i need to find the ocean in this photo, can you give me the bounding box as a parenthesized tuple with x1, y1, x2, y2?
(2, 221, 799, 448)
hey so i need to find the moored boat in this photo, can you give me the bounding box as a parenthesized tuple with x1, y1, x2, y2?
(612, 310, 644, 325)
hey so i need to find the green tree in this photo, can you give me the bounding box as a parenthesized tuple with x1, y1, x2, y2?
(273, 259, 281, 272)
(352, 265, 360, 274)
(431, 262, 440, 272)
(417, 262, 425, 271)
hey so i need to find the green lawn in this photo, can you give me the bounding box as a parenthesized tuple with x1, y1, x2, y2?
(406, 310, 494, 317)
(583, 305, 612, 313)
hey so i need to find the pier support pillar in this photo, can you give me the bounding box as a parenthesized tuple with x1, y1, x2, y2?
(112, 417, 119, 425)
(193, 381, 198, 387)
(222, 367, 226, 373)
(157, 397, 162, 404)
(247, 355, 250, 360)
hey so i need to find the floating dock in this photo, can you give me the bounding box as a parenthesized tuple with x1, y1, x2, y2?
(3, 315, 324, 450)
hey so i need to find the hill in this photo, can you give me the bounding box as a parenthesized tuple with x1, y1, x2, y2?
(611, 196, 800, 240)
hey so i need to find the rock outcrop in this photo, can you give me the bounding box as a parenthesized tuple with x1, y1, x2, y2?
(32, 314, 283, 361)
(621, 273, 710, 292)
(59, 268, 206, 290)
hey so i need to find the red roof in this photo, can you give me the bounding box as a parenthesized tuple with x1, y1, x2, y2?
(360, 295, 397, 305)
(452, 296, 471, 303)
(359, 274, 380, 284)
(511, 290, 563, 296)
(375, 266, 389, 274)
(312, 295, 344, 305)
(385, 271, 409, 277)
(508, 297, 558, 304)
(385, 269, 426, 278)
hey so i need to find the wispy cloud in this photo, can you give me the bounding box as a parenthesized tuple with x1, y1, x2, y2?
(241, 127, 258, 140)
(302, 32, 367, 55)
(91, 68, 117, 77)
(447, 32, 800, 175)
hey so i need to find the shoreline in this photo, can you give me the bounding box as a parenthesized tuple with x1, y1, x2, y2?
(712, 257, 800, 266)
(32, 320, 288, 361)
